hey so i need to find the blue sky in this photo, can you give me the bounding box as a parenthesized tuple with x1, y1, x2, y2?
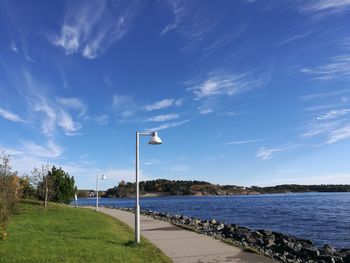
(1, 0, 350, 189)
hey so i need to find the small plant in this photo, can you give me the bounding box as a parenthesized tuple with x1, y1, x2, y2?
(0, 223, 7, 240)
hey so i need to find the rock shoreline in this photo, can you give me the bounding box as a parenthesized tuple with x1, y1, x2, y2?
(98, 205, 349, 263)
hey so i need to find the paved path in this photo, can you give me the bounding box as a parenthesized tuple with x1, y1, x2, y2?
(97, 207, 277, 263)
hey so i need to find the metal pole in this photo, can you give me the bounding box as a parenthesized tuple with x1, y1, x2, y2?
(135, 132, 140, 243)
(96, 175, 99, 212)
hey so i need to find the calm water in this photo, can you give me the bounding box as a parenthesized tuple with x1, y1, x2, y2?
(78, 192, 350, 249)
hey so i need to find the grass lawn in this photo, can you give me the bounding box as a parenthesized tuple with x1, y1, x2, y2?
(0, 201, 171, 263)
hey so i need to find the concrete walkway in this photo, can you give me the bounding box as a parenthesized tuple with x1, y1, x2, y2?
(97, 207, 277, 263)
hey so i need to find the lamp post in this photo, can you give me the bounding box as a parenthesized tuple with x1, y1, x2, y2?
(96, 174, 106, 212)
(135, 131, 162, 243)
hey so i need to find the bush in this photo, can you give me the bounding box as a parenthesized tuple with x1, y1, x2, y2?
(0, 152, 20, 240)
(36, 166, 77, 204)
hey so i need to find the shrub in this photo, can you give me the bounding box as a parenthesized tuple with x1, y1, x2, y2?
(0, 152, 20, 240)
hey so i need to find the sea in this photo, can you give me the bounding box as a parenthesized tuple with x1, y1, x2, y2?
(77, 192, 350, 249)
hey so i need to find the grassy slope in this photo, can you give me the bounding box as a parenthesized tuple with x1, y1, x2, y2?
(0, 201, 171, 263)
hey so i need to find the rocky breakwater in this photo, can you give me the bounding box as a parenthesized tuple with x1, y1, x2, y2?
(106, 206, 349, 263)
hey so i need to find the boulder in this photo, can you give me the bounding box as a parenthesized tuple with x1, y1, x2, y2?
(209, 219, 216, 225)
(216, 223, 224, 231)
(322, 245, 338, 256)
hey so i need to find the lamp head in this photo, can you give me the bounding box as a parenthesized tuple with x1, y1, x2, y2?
(101, 174, 106, 180)
(148, 132, 162, 145)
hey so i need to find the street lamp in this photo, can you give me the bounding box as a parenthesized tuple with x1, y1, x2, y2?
(135, 131, 162, 243)
(96, 174, 106, 211)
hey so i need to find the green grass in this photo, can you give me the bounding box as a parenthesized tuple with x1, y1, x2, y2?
(0, 201, 171, 263)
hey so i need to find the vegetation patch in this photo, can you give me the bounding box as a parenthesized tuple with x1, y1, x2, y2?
(0, 201, 171, 263)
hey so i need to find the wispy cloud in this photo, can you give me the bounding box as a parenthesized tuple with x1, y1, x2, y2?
(33, 100, 82, 137)
(145, 99, 175, 111)
(327, 124, 350, 144)
(256, 145, 300, 160)
(300, 0, 350, 13)
(198, 107, 213, 115)
(0, 146, 23, 156)
(57, 97, 87, 116)
(9, 41, 18, 53)
(112, 94, 137, 118)
(33, 102, 57, 137)
(225, 139, 265, 145)
(49, 0, 141, 59)
(301, 89, 350, 100)
(22, 140, 63, 159)
(217, 111, 243, 117)
(0, 107, 26, 123)
(278, 32, 310, 46)
(302, 119, 342, 139)
(146, 113, 179, 122)
(301, 55, 350, 81)
(316, 109, 350, 121)
(160, 0, 187, 36)
(58, 109, 82, 136)
(95, 115, 109, 125)
(161, 1, 242, 57)
(188, 71, 260, 100)
(145, 119, 190, 132)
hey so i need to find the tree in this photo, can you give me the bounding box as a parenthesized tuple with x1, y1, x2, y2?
(18, 175, 36, 199)
(31, 165, 51, 206)
(46, 166, 76, 204)
(0, 152, 20, 240)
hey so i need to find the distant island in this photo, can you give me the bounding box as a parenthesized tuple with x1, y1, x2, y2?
(77, 179, 350, 198)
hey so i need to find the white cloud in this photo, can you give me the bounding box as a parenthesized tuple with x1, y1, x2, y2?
(160, 0, 187, 36)
(225, 139, 265, 145)
(301, 55, 350, 81)
(300, 0, 350, 13)
(9, 41, 18, 53)
(145, 119, 190, 132)
(217, 111, 243, 117)
(0, 146, 23, 156)
(147, 113, 179, 122)
(302, 120, 341, 139)
(316, 109, 350, 121)
(198, 107, 213, 115)
(96, 115, 109, 125)
(57, 97, 87, 116)
(33, 102, 57, 137)
(188, 71, 258, 100)
(0, 107, 26, 123)
(301, 89, 350, 100)
(58, 110, 82, 135)
(113, 94, 134, 109)
(175, 98, 184, 106)
(278, 32, 310, 46)
(49, 0, 141, 59)
(145, 99, 174, 111)
(256, 145, 300, 160)
(22, 140, 63, 159)
(327, 124, 350, 144)
(112, 94, 136, 118)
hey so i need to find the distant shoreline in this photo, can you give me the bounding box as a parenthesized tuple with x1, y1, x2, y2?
(98, 191, 349, 199)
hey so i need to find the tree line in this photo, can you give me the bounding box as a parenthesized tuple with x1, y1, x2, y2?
(105, 179, 350, 198)
(0, 152, 76, 240)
